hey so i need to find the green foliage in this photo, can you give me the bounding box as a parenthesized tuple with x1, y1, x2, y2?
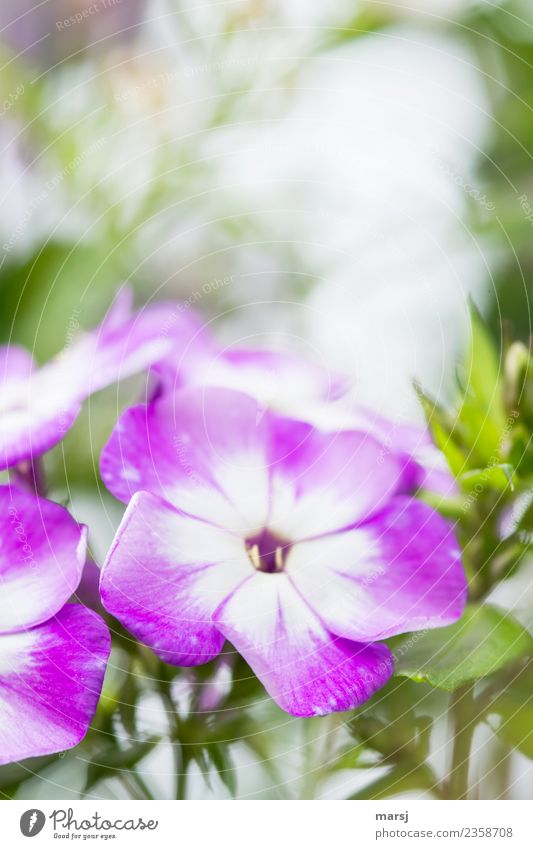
(417, 306, 519, 479)
(393, 605, 533, 691)
(458, 307, 507, 465)
(355, 310, 533, 799)
(486, 663, 533, 759)
(84, 737, 159, 794)
(348, 763, 437, 801)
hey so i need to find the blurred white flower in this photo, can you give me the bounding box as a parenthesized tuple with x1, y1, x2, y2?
(209, 26, 493, 416)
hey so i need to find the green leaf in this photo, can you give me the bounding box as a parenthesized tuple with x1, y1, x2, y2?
(84, 737, 158, 792)
(457, 308, 507, 464)
(464, 306, 505, 424)
(414, 384, 467, 477)
(459, 463, 515, 492)
(207, 743, 237, 797)
(0, 755, 61, 798)
(348, 763, 438, 800)
(393, 604, 533, 691)
(117, 674, 140, 738)
(486, 665, 533, 759)
(516, 495, 533, 533)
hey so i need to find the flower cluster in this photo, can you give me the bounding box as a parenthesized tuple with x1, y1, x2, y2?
(100, 309, 467, 716)
(0, 289, 189, 763)
(0, 290, 467, 766)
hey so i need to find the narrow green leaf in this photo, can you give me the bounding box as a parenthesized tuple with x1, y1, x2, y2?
(414, 383, 467, 477)
(486, 666, 533, 759)
(460, 463, 515, 492)
(84, 737, 158, 792)
(457, 308, 507, 464)
(393, 605, 533, 692)
(348, 763, 438, 800)
(207, 743, 237, 797)
(464, 306, 505, 427)
(0, 755, 60, 797)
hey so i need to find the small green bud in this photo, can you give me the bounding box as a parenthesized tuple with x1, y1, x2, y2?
(504, 342, 530, 414)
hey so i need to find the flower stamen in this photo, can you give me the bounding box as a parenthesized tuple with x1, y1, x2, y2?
(246, 532, 289, 573)
(248, 543, 261, 571)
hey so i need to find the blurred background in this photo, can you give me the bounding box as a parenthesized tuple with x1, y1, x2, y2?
(1, 0, 533, 800)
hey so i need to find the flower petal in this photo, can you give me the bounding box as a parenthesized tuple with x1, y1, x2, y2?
(101, 388, 271, 534)
(267, 417, 410, 539)
(213, 572, 394, 716)
(102, 388, 410, 539)
(78, 300, 180, 396)
(347, 407, 455, 496)
(0, 295, 182, 470)
(0, 366, 82, 470)
(0, 485, 87, 633)
(0, 345, 34, 383)
(100, 491, 252, 665)
(161, 346, 351, 415)
(287, 496, 467, 642)
(0, 605, 110, 765)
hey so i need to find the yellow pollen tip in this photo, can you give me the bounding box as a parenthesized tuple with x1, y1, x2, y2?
(248, 543, 261, 570)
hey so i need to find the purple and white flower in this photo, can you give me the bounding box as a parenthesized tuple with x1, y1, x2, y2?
(0, 485, 110, 764)
(0, 289, 191, 471)
(152, 318, 453, 496)
(100, 387, 466, 717)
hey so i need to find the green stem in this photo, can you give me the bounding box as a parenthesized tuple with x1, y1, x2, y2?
(157, 680, 186, 800)
(120, 774, 146, 801)
(445, 685, 477, 799)
(132, 771, 154, 801)
(176, 760, 188, 801)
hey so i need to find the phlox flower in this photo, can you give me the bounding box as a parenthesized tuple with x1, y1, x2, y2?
(100, 387, 466, 716)
(0, 485, 110, 764)
(0, 289, 191, 470)
(152, 317, 453, 496)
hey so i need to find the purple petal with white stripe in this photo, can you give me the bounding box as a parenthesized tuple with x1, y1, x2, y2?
(0, 289, 192, 470)
(0, 485, 87, 633)
(0, 345, 34, 383)
(287, 497, 467, 642)
(0, 605, 110, 765)
(100, 491, 251, 665)
(266, 415, 412, 539)
(213, 572, 394, 716)
(101, 389, 272, 535)
(102, 388, 410, 538)
(154, 345, 350, 415)
(150, 316, 449, 493)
